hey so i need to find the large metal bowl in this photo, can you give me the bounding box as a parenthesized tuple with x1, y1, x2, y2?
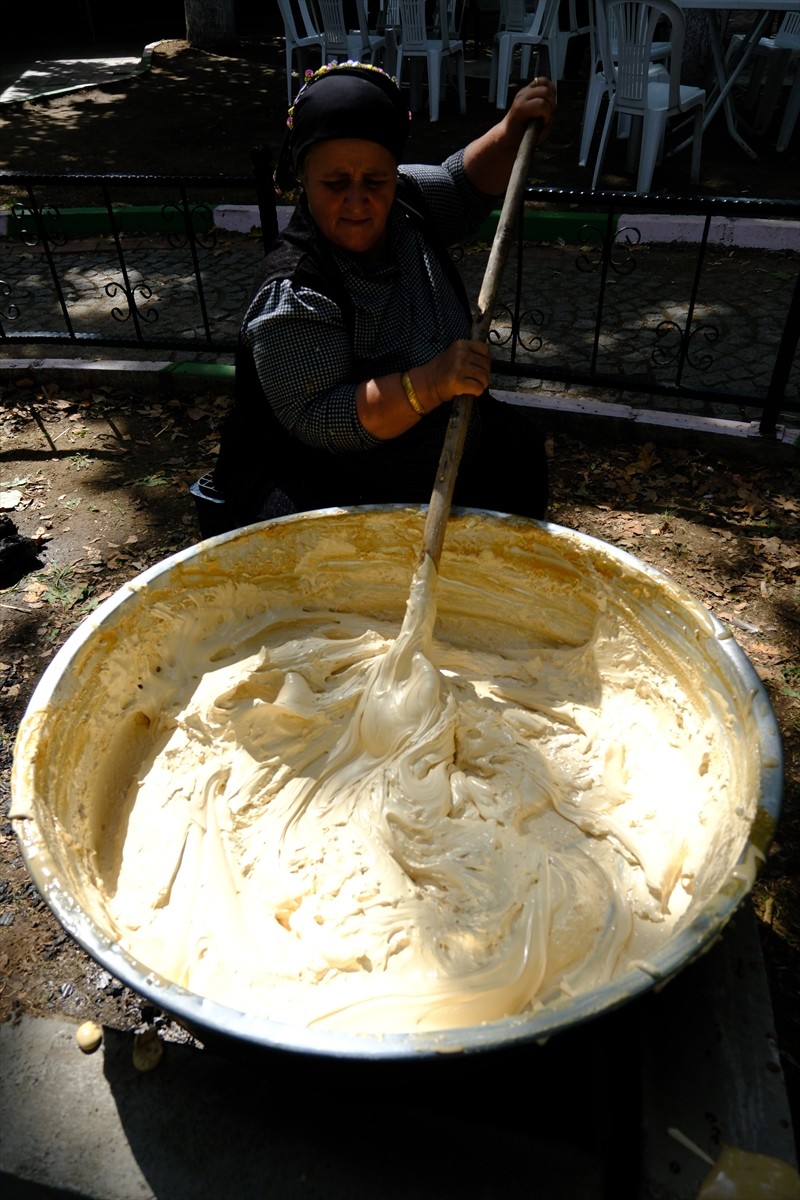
(11, 507, 783, 1059)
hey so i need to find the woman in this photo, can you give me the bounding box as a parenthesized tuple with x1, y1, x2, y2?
(208, 61, 557, 532)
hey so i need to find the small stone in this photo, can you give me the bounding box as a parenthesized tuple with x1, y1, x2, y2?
(133, 1027, 163, 1072)
(76, 1020, 103, 1054)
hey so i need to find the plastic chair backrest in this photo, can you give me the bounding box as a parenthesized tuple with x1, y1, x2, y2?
(400, 0, 452, 50)
(280, 0, 321, 40)
(501, 0, 531, 33)
(592, 0, 607, 63)
(603, 0, 684, 111)
(298, 0, 322, 37)
(277, 0, 304, 44)
(448, 0, 465, 35)
(277, 0, 324, 102)
(433, 0, 464, 35)
(500, 0, 558, 37)
(534, 0, 562, 40)
(317, 0, 350, 54)
(353, 0, 377, 54)
(775, 9, 800, 49)
(566, 0, 590, 36)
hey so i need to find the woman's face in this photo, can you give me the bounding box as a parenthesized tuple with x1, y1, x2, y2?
(300, 138, 397, 260)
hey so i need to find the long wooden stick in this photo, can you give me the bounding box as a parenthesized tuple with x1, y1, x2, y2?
(419, 120, 542, 570)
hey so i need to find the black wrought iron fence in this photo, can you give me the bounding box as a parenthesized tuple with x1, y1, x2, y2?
(494, 188, 800, 441)
(1, 163, 797, 441)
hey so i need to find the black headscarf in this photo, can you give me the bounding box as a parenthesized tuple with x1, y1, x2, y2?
(275, 63, 410, 193)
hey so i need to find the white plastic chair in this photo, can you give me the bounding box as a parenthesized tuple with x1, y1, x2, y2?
(776, 60, 800, 150)
(487, 0, 562, 110)
(432, 0, 466, 38)
(554, 0, 591, 80)
(578, 0, 671, 167)
(742, 10, 800, 148)
(396, 0, 467, 122)
(592, 0, 705, 193)
(770, 11, 800, 150)
(380, 0, 402, 29)
(316, 0, 394, 71)
(277, 0, 325, 105)
(491, 0, 536, 90)
(725, 12, 799, 115)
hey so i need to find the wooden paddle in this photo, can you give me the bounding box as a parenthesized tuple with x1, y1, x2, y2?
(419, 120, 543, 571)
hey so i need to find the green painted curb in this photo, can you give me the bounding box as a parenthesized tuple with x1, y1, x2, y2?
(3, 204, 612, 243)
(6, 205, 216, 239)
(476, 207, 617, 243)
(163, 362, 235, 378)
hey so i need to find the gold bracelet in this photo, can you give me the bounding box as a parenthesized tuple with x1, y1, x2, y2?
(400, 371, 426, 417)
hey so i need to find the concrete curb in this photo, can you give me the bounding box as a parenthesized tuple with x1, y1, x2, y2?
(615, 213, 800, 250)
(504, 384, 799, 460)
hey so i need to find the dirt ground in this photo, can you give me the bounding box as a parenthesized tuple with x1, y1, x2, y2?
(0, 33, 798, 1122)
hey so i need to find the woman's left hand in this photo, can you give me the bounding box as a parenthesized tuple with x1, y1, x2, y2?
(507, 77, 558, 144)
(463, 76, 558, 194)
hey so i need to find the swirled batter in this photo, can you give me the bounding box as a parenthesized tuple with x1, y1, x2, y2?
(97, 545, 738, 1036)
(13, 512, 760, 1039)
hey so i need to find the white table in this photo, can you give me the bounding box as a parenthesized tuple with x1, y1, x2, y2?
(675, 0, 799, 157)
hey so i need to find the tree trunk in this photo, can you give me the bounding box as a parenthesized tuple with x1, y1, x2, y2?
(184, 0, 239, 54)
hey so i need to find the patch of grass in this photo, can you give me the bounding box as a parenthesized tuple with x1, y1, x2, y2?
(780, 662, 800, 703)
(41, 563, 92, 610)
(130, 472, 171, 488)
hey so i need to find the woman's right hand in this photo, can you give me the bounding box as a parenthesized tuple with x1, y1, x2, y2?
(356, 339, 491, 441)
(416, 339, 491, 408)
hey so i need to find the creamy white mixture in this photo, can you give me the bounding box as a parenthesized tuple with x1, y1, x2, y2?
(97, 558, 736, 1035)
(14, 514, 757, 1037)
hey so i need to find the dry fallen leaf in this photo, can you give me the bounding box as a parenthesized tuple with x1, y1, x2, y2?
(633, 443, 661, 472)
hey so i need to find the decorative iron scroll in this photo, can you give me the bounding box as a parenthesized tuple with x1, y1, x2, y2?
(654, 320, 719, 372)
(161, 202, 217, 251)
(105, 281, 158, 326)
(10, 201, 69, 248)
(0, 280, 20, 326)
(576, 222, 640, 276)
(489, 302, 545, 355)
